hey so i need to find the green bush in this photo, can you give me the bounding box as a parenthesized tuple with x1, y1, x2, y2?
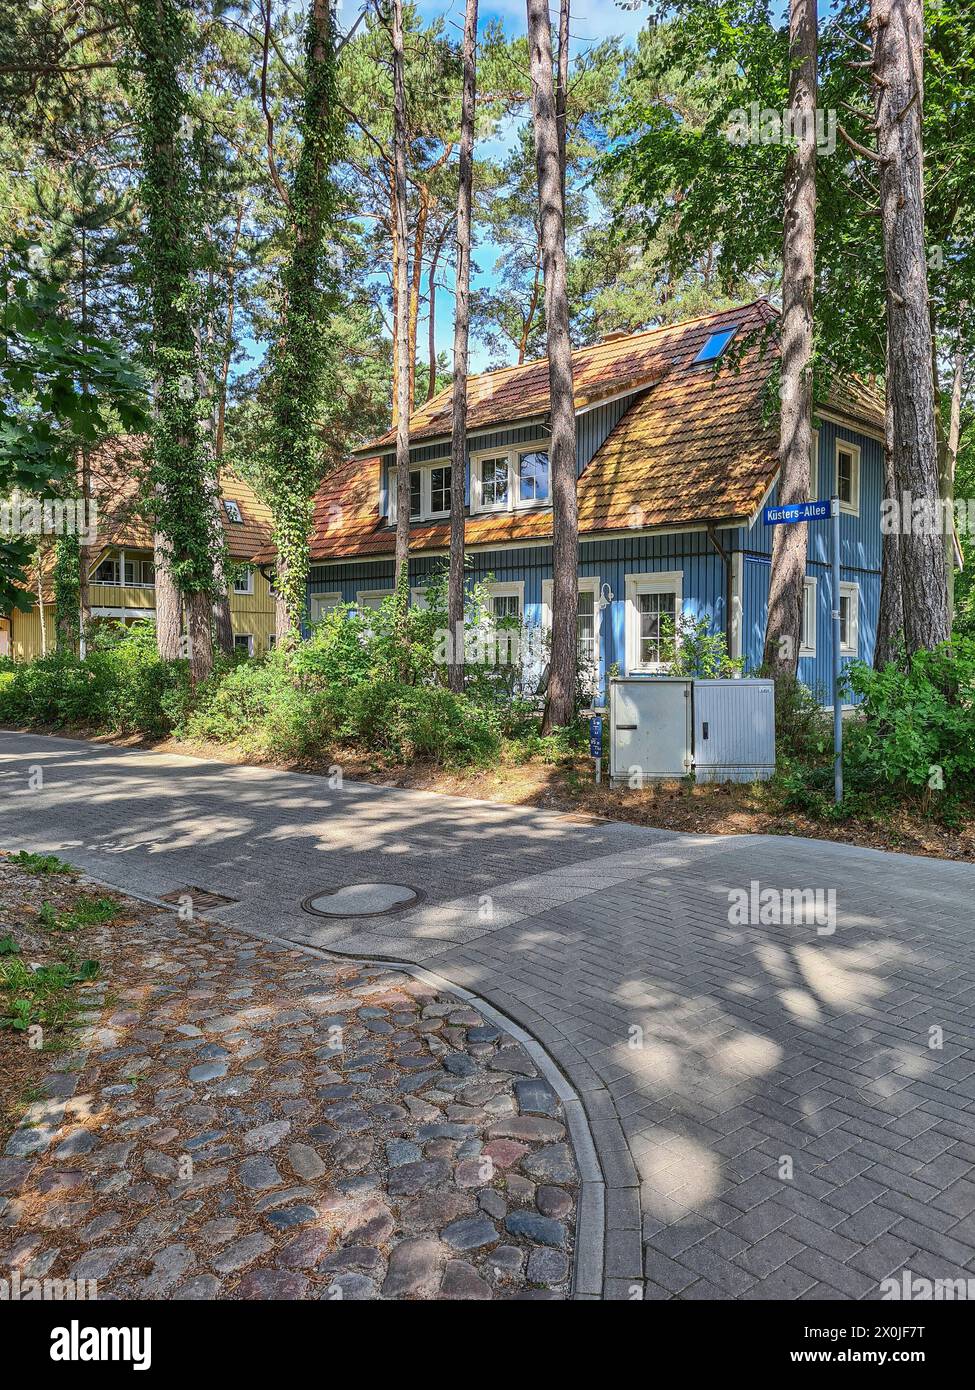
(0, 622, 190, 736)
(844, 640, 975, 794)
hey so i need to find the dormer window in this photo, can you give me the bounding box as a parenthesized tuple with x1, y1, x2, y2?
(693, 326, 739, 365)
(472, 444, 550, 514)
(223, 499, 244, 524)
(388, 463, 452, 523)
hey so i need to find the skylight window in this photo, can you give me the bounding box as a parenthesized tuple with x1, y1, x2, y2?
(693, 326, 739, 365)
(223, 499, 244, 523)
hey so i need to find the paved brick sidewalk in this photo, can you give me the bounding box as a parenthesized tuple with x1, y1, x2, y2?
(3, 732, 975, 1299)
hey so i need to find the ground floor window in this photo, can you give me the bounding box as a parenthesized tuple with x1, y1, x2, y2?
(839, 581, 860, 654)
(310, 591, 342, 624)
(234, 634, 254, 656)
(800, 576, 817, 657)
(624, 571, 683, 674)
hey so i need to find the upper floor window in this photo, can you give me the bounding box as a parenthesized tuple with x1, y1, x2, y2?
(93, 553, 136, 586)
(835, 441, 861, 514)
(233, 566, 254, 595)
(223, 499, 244, 524)
(388, 464, 451, 523)
(472, 444, 550, 514)
(430, 465, 451, 516)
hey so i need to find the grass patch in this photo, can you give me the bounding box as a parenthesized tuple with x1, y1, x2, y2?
(0, 945, 100, 1035)
(8, 850, 77, 876)
(37, 895, 120, 933)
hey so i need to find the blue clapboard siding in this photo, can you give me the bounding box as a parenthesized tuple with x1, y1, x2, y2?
(736, 416, 883, 571)
(378, 394, 640, 519)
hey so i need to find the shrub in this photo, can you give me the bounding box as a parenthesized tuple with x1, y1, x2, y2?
(844, 639, 975, 794)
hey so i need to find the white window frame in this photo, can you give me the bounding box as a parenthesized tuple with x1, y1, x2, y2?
(484, 580, 525, 624)
(223, 499, 244, 524)
(809, 428, 819, 500)
(541, 575, 601, 666)
(471, 442, 551, 516)
(232, 565, 254, 596)
(356, 588, 393, 613)
(234, 633, 254, 657)
(624, 570, 683, 674)
(310, 591, 342, 623)
(388, 463, 453, 523)
(834, 439, 861, 515)
(839, 581, 860, 655)
(800, 576, 817, 657)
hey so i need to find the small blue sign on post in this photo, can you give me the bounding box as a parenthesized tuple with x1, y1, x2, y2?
(589, 715, 603, 783)
(762, 499, 831, 526)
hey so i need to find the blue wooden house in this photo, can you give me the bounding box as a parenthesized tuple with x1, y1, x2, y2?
(287, 300, 885, 706)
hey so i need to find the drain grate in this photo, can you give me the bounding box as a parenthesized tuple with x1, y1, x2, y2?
(159, 886, 238, 910)
(301, 883, 422, 918)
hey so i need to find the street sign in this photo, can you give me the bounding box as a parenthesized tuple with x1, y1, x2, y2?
(589, 715, 603, 759)
(762, 499, 831, 525)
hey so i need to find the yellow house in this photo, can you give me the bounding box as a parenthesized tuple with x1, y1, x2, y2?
(1, 439, 278, 661)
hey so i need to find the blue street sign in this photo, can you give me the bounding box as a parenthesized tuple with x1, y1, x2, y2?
(763, 499, 831, 525)
(589, 716, 603, 759)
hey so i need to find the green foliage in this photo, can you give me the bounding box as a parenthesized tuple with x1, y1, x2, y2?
(0, 622, 191, 735)
(39, 895, 119, 933)
(0, 952, 99, 1033)
(664, 613, 743, 679)
(8, 851, 76, 876)
(844, 642, 975, 794)
(772, 671, 832, 764)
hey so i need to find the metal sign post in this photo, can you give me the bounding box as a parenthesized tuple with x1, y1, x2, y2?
(763, 495, 843, 804)
(831, 496, 843, 804)
(589, 715, 603, 785)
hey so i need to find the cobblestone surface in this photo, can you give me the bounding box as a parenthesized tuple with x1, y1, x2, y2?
(1, 903, 579, 1300)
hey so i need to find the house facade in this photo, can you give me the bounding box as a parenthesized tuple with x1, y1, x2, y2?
(1, 441, 278, 662)
(284, 301, 884, 706)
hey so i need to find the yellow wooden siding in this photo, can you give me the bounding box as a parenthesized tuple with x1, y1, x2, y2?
(7, 563, 276, 661)
(229, 567, 277, 655)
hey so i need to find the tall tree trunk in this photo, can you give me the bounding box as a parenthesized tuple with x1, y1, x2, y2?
(763, 0, 817, 676)
(185, 590, 214, 682)
(555, 0, 569, 200)
(154, 530, 182, 660)
(528, 0, 577, 733)
(391, 0, 412, 588)
(265, 0, 340, 638)
(448, 0, 478, 695)
(427, 218, 452, 400)
(875, 328, 904, 666)
(944, 324, 965, 618)
(78, 224, 91, 654)
(872, 0, 950, 653)
(210, 481, 234, 657)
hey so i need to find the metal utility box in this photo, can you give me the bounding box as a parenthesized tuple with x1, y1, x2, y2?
(609, 677, 775, 787)
(609, 678, 693, 786)
(693, 679, 775, 783)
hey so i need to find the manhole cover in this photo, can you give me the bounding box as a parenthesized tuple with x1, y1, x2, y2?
(301, 883, 422, 917)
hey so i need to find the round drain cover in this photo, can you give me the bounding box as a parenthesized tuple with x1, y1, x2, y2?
(302, 883, 420, 917)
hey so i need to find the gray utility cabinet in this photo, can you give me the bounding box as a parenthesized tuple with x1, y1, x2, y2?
(609, 677, 775, 787)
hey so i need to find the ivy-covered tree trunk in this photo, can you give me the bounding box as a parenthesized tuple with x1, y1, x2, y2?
(528, 0, 577, 733)
(763, 0, 816, 676)
(872, 0, 950, 654)
(53, 532, 80, 652)
(153, 529, 182, 660)
(131, 0, 218, 682)
(265, 0, 341, 639)
(391, 0, 412, 590)
(448, 0, 478, 695)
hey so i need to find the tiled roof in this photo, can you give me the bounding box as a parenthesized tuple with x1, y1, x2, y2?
(18, 437, 276, 603)
(257, 300, 885, 564)
(83, 437, 275, 561)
